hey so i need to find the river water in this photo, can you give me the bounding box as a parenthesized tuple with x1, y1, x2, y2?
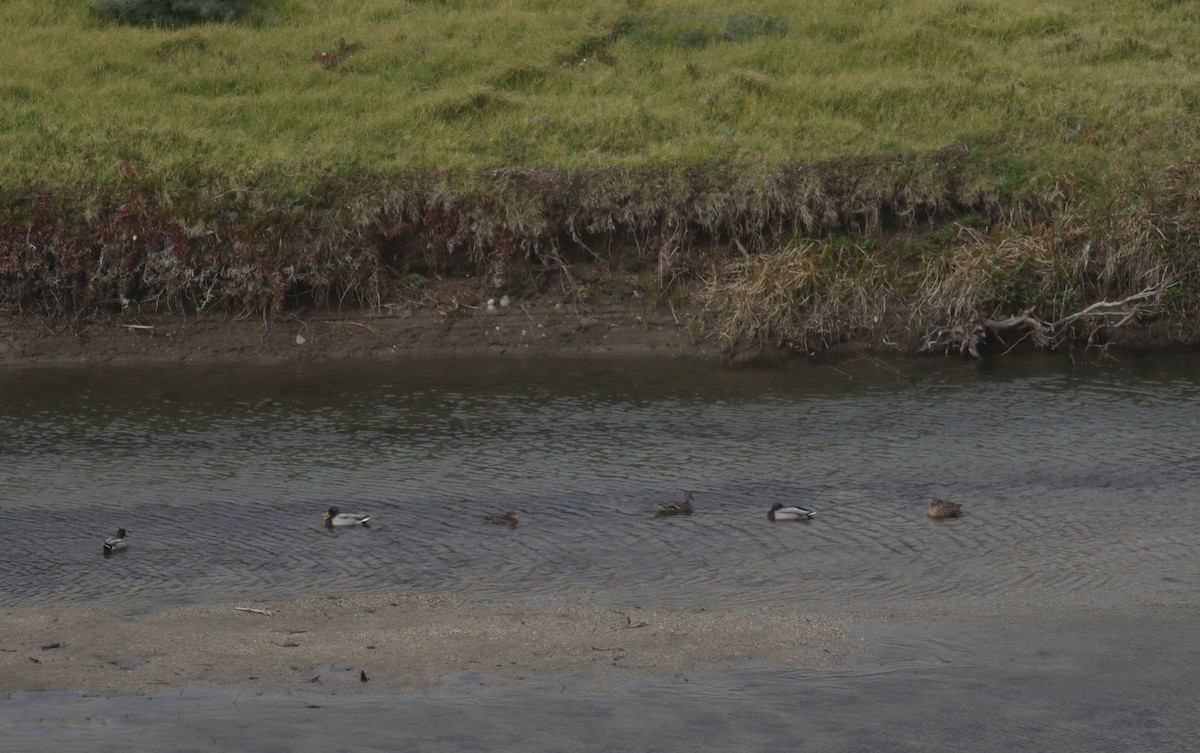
(2, 353, 1198, 751)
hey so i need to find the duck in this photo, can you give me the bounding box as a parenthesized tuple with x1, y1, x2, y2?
(656, 491, 694, 516)
(103, 528, 129, 554)
(485, 510, 520, 526)
(324, 506, 371, 528)
(768, 502, 815, 521)
(926, 499, 963, 519)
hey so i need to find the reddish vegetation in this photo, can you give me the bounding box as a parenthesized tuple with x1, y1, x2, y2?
(4, 148, 1200, 360)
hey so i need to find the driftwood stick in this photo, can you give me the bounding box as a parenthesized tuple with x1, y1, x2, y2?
(925, 281, 1174, 358)
(234, 607, 272, 617)
(1051, 284, 1168, 329)
(983, 310, 1051, 347)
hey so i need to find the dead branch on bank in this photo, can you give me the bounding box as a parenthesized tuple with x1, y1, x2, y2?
(918, 283, 1174, 358)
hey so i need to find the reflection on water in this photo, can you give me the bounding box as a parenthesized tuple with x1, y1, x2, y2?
(2, 353, 1199, 614)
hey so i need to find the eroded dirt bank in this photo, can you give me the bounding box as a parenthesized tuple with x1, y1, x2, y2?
(8, 150, 1200, 366)
(5, 301, 1199, 367)
(0, 300, 725, 367)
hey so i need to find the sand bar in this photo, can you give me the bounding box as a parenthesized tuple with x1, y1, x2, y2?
(0, 591, 850, 698)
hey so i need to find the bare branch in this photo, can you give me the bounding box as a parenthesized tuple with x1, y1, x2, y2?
(920, 281, 1176, 358)
(1051, 284, 1172, 329)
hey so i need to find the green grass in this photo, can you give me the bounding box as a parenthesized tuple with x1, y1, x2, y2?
(5, 0, 1200, 349)
(4, 0, 1200, 196)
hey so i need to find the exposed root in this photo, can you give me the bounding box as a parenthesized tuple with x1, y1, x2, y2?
(917, 283, 1176, 358)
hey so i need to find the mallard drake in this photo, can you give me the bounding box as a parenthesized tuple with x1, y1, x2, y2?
(926, 499, 963, 519)
(768, 502, 815, 521)
(485, 511, 520, 526)
(103, 528, 129, 554)
(324, 506, 371, 527)
(656, 491, 695, 516)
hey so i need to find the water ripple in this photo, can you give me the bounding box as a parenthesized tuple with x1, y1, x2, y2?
(3, 355, 1200, 613)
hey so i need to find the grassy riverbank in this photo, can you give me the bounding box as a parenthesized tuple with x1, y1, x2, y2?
(8, 0, 1199, 184)
(5, 0, 1200, 356)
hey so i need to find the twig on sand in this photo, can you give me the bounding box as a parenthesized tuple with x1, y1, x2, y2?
(609, 609, 648, 629)
(234, 607, 273, 617)
(333, 320, 380, 335)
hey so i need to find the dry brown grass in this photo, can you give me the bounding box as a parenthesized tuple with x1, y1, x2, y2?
(700, 240, 890, 355)
(699, 169, 1197, 357)
(4, 148, 1200, 358)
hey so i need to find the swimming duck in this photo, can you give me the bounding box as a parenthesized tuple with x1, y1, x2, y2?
(926, 499, 963, 519)
(768, 502, 815, 521)
(485, 511, 520, 526)
(324, 506, 371, 527)
(103, 528, 129, 554)
(656, 491, 695, 516)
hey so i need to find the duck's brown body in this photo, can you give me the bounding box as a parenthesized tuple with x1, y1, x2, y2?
(656, 491, 695, 516)
(926, 499, 963, 519)
(486, 511, 520, 526)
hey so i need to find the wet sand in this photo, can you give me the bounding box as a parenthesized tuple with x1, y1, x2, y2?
(7, 600, 1199, 753)
(0, 591, 850, 699)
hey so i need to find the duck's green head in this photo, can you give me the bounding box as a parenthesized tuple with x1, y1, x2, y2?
(116, 528, 128, 538)
(769, 502, 783, 511)
(324, 506, 341, 519)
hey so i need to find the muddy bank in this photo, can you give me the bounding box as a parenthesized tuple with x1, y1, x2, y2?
(0, 592, 850, 699)
(0, 300, 725, 367)
(4, 300, 1198, 367)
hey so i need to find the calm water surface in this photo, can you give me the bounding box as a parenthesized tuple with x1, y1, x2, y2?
(2, 353, 1198, 751)
(2, 353, 1196, 613)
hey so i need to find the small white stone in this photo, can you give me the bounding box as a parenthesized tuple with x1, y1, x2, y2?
(295, 334, 306, 345)
(500, 295, 510, 307)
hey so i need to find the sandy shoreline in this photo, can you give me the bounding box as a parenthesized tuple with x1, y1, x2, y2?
(7, 600, 1199, 753)
(0, 592, 850, 699)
